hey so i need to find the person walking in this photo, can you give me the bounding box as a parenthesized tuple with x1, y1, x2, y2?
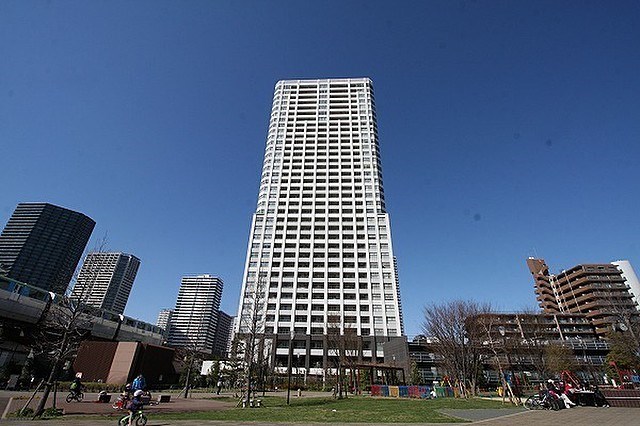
(132, 374, 146, 391)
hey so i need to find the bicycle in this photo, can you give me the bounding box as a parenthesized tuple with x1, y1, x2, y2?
(112, 396, 127, 410)
(65, 390, 84, 403)
(117, 409, 147, 426)
(524, 394, 542, 410)
(524, 392, 562, 411)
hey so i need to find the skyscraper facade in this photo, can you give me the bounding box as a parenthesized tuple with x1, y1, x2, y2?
(168, 274, 223, 353)
(71, 252, 141, 314)
(235, 78, 404, 368)
(0, 203, 95, 294)
(213, 311, 234, 358)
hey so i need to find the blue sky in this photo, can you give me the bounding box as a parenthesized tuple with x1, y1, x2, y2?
(1, 1, 639, 336)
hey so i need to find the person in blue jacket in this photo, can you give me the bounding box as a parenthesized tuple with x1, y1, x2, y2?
(131, 374, 146, 391)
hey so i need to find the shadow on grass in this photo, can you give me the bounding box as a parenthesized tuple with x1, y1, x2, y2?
(151, 396, 511, 423)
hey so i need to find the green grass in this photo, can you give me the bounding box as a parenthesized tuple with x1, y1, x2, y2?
(153, 396, 508, 423)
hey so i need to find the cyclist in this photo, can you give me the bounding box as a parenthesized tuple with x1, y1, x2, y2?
(69, 376, 83, 397)
(126, 390, 144, 426)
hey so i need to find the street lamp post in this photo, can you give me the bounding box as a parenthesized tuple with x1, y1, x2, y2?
(286, 330, 294, 405)
(296, 354, 301, 387)
(391, 354, 397, 386)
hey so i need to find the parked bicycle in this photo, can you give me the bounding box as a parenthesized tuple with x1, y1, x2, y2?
(524, 391, 562, 410)
(117, 409, 147, 426)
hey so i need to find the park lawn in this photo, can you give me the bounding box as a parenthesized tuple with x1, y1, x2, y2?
(153, 396, 508, 423)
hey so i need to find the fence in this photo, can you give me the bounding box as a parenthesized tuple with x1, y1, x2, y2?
(370, 385, 455, 399)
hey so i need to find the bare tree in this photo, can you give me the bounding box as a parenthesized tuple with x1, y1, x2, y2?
(544, 342, 576, 376)
(514, 309, 553, 381)
(226, 336, 245, 395)
(174, 343, 206, 398)
(422, 300, 488, 397)
(31, 238, 108, 418)
(236, 275, 269, 405)
(327, 315, 361, 398)
(473, 313, 520, 405)
(601, 290, 640, 351)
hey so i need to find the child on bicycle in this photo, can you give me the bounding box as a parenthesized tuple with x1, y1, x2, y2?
(126, 390, 144, 426)
(69, 376, 83, 396)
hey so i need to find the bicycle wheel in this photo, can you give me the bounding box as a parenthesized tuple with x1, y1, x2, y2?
(76, 392, 83, 402)
(135, 413, 148, 426)
(524, 395, 539, 410)
(66, 393, 74, 403)
(118, 415, 130, 426)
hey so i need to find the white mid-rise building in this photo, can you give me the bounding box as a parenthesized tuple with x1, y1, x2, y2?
(71, 252, 140, 314)
(156, 308, 173, 340)
(168, 274, 223, 353)
(612, 260, 640, 308)
(236, 78, 404, 369)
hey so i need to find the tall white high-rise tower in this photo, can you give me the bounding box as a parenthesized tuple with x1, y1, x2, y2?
(236, 78, 403, 368)
(168, 274, 223, 353)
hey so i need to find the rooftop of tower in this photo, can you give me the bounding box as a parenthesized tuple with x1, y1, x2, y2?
(275, 77, 372, 86)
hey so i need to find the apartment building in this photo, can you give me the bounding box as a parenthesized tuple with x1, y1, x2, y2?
(0, 202, 95, 294)
(71, 252, 140, 314)
(156, 308, 174, 340)
(168, 274, 223, 353)
(527, 257, 639, 336)
(235, 78, 404, 371)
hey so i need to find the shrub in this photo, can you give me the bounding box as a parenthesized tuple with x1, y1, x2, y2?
(58, 381, 122, 393)
(42, 407, 63, 418)
(12, 407, 34, 417)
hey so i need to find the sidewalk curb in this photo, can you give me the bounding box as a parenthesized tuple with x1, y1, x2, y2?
(470, 409, 530, 424)
(1, 397, 14, 419)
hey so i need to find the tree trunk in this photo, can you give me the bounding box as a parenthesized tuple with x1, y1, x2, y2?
(33, 333, 67, 418)
(183, 357, 192, 398)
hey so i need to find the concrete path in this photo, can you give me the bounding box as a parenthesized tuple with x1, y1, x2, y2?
(1, 390, 636, 426)
(473, 406, 634, 425)
(438, 408, 524, 421)
(0, 390, 234, 419)
(3, 407, 638, 425)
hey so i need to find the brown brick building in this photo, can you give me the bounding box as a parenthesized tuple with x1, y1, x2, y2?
(73, 341, 176, 385)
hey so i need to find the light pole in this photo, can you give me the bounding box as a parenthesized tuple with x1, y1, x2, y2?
(286, 330, 294, 405)
(461, 335, 468, 397)
(391, 355, 396, 385)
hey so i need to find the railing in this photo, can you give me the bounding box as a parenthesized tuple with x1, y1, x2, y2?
(0, 274, 163, 342)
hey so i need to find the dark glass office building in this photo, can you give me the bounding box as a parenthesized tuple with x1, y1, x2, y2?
(0, 203, 95, 294)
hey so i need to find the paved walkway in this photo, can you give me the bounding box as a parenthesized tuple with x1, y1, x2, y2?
(468, 406, 635, 425)
(0, 390, 234, 419)
(438, 408, 524, 421)
(3, 407, 638, 425)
